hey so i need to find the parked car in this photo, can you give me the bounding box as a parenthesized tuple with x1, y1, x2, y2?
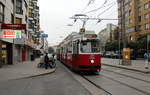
(103, 51, 122, 59)
(103, 52, 113, 58)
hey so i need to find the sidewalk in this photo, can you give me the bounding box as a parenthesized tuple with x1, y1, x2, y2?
(102, 58, 150, 73)
(0, 58, 55, 81)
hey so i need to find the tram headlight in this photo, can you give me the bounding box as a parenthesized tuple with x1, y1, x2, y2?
(90, 60, 94, 64)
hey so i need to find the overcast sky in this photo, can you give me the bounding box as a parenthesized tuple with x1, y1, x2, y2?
(38, 0, 118, 46)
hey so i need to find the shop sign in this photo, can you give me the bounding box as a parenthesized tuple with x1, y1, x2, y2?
(1, 30, 22, 39)
(1, 24, 26, 30)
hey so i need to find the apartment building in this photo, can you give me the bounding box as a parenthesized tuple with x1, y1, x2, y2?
(0, 0, 14, 65)
(98, 23, 117, 51)
(28, 0, 41, 58)
(118, 0, 150, 42)
(0, 0, 41, 65)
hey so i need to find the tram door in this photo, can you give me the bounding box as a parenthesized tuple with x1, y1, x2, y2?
(73, 41, 79, 67)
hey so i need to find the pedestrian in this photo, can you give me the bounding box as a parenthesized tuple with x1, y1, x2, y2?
(44, 53, 49, 69)
(144, 52, 149, 69)
(52, 53, 55, 58)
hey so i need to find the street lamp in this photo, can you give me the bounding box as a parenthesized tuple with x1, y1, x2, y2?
(118, 28, 121, 65)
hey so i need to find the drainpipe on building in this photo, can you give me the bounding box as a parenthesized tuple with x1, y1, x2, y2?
(0, 26, 2, 67)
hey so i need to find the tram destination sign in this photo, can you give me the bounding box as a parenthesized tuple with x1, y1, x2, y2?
(1, 24, 26, 30)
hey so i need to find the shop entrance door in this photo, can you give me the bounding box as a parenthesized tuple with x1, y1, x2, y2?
(22, 48, 26, 62)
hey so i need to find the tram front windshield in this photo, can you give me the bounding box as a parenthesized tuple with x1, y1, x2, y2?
(80, 39, 100, 53)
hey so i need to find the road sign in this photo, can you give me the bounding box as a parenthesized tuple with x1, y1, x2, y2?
(39, 34, 48, 38)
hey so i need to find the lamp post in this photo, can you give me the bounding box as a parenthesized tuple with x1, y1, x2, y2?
(118, 28, 121, 65)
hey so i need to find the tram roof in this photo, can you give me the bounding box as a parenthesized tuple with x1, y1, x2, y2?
(59, 30, 98, 46)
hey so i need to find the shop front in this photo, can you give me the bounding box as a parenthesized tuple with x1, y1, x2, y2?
(0, 39, 13, 65)
(25, 39, 33, 61)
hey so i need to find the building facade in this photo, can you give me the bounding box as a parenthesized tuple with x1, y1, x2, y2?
(118, 0, 150, 43)
(0, 0, 14, 65)
(98, 23, 117, 52)
(0, 0, 41, 66)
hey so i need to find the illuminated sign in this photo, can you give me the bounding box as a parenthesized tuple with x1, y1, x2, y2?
(1, 30, 22, 39)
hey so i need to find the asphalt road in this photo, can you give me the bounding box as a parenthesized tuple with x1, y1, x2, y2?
(0, 60, 149, 95)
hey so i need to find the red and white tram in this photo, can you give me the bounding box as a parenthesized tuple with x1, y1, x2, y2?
(57, 31, 101, 72)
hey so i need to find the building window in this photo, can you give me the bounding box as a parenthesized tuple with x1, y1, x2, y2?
(129, 18, 132, 24)
(15, 17, 22, 24)
(24, 0, 27, 9)
(144, 3, 149, 10)
(29, 20, 34, 29)
(144, 13, 149, 19)
(25, 15, 27, 22)
(138, 7, 142, 12)
(129, 1, 132, 6)
(29, 9, 32, 17)
(11, 14, 14, 24)
(129, 10, 131, 16)
(0, 3, 4, 23)
(144, 23, 149, 30)
(138, 25, 142, 31)
(138, 16, 142, 22)
(137, 0, 143, 4)
(11, 0, 14, 4)
(16, 0, 23, 14)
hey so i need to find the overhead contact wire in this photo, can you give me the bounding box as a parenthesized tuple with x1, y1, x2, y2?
(97, 2, 116, 17)
(84, 1, 115, 14)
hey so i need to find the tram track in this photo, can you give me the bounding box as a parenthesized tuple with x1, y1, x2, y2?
(60, 61, 113, 95)
(100, 73, 150, 95)
(60, 61, 150, 95)
(103, 68, 150, 84)
(79, 74, 113, 95)
(81, 73, 150, 95)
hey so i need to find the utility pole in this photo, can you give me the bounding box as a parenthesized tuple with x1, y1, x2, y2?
(118, 28, 121, 65)
(147, 34, 150, 53)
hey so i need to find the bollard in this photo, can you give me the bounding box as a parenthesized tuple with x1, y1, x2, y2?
(145, 59, 149, 69)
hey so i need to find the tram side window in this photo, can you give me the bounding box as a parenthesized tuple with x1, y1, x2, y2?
(61, 47, 63, 54)
(67, 42, 72, 53)
(73, 41, 79, 54)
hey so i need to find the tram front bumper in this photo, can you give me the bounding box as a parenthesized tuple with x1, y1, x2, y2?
(79, 65, 101, 70)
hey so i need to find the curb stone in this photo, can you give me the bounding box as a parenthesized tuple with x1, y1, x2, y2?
(11, 68, 56, 80)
